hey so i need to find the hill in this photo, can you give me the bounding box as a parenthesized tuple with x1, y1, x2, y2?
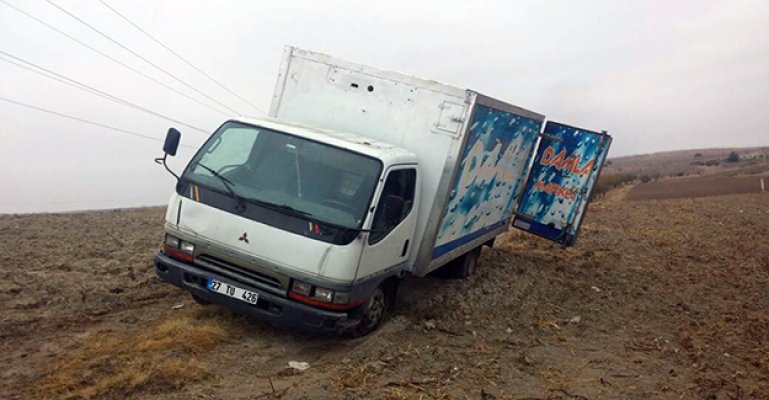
(604, 146, 769, 178)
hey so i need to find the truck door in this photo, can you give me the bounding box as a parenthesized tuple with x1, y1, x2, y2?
(512, 121, 612, 246)
(355, 166, 418, 279)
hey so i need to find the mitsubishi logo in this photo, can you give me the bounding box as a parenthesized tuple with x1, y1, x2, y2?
(238, 232, 249, 244)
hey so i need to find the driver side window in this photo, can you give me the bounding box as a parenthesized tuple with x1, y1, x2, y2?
(369, 168, 416, 244)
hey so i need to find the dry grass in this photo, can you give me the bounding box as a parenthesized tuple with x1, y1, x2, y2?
(37, 308, 236, 399)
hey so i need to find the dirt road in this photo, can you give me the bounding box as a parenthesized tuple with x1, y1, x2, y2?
(2, 192, 768, 399)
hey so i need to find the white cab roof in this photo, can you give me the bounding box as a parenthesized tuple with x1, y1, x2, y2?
(232, 116, 417, 166)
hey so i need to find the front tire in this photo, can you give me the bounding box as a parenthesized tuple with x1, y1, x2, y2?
(350, 281, 395, 337)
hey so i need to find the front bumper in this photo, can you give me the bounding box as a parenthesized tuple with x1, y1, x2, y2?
(154, 252, 355, 334)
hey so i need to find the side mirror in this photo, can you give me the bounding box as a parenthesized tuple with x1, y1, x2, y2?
(163, 127, 181, 156)
(155, 127, 181, 180)
(383, 194, 405, 224)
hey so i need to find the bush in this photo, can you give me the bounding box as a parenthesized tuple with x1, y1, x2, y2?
(592, 173, 636, 198)
(726, 151, 740, 163)
(693, 159, 721, 166)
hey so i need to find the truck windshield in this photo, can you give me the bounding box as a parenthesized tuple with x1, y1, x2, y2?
(183, 121, 382, 229)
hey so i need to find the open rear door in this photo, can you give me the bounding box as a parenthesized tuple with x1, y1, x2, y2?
(512, 121, 612, 246)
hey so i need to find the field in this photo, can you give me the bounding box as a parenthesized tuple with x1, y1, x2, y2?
(627, 175, 766, 200)
(597, 146, 769, 201)
(2, 189, 769, 399)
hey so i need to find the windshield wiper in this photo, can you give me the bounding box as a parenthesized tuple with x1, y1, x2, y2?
(273, 203, 311, 217)
(193, 162, 247, 213)
(248, 199, 384, 233)
(246, 198, 311, 218)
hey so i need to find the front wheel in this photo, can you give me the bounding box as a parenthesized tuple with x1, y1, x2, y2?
(350, 281, 395, 337)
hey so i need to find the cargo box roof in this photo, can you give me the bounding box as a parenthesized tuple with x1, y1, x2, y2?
(232, 116, 417, 165)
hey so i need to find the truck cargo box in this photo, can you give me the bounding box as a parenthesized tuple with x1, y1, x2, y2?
(269, 46, 610, 276)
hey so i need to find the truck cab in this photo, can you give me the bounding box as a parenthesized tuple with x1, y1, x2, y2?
(156, 117, 419, 335)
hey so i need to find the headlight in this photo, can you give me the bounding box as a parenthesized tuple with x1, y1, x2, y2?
(313, 287, 333, 302)
(291, 280, 311, 296)
(164, 234, 180, 248)
(162, 234, 194, 262)
(179, 240, 195, 254)
(290, 280, 349, 305)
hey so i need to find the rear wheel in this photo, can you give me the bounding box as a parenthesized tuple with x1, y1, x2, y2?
(438, 247, 481, 279)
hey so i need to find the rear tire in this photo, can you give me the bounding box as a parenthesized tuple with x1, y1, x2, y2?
(437, 247, 481, 279)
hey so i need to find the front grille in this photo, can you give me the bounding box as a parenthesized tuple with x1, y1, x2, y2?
(195, 254, 283, 291)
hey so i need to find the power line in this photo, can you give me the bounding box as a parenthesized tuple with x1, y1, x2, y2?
(0, 95, 197, 149)
(0, 0, 230, 116)
(0, 49, 210, 134)
(99, 0, 266, 114)
(44, 0, 243, 116)
(146, 2, 262, 96)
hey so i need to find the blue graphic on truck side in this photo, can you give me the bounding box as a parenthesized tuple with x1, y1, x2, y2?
(432, 105, 542, 259)
(513, 121, 611, 245)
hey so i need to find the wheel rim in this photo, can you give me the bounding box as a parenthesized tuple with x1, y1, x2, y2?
(362, 289, 385, 329)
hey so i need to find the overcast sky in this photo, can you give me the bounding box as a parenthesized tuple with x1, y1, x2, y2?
(1, 0, 768, 213)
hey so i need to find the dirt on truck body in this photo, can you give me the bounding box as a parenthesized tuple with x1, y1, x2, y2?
(1, 191, 768, 399)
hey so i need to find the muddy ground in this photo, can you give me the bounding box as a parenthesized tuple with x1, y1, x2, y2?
(1, 190, 768, 399)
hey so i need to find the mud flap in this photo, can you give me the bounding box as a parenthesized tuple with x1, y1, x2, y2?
(512, 122, 612, 246)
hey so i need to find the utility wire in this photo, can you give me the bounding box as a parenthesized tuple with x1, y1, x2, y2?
(44, 0, 243, 115)
(0, 50, 210, 134)
(99, 0, 265, 114)
(147, 2, 262, 97)
(0, 0, 230, 116)
(0, 95, 196, 149)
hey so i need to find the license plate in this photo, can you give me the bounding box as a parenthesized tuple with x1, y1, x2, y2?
(206, 279, 258, 305)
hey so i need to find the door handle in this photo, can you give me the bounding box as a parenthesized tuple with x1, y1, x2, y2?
(401, 240, 409, 257)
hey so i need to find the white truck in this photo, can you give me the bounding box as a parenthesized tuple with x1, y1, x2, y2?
(154, 47, 612, 336)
